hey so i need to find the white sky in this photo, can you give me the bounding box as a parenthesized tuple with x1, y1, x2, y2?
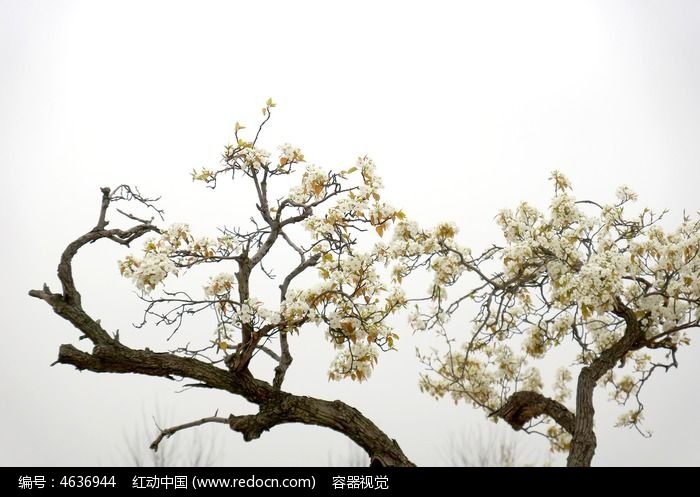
(2, 0, 700, 466)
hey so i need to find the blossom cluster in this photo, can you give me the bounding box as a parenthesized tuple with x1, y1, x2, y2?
(122, 112, 408, 382)
(118, 223, 241, 293)
(396, 170, 700, 450)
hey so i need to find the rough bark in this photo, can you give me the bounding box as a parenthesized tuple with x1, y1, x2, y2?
(492, 299, 646, 467)
(492, 391, 575, 434)
(29, 187, 415, 467)
(566, 298, 645, 467)
(57, 343, 413, 466)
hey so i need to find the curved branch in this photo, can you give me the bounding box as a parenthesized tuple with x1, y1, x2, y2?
(491, 390, 575, 434)
(56, 187, 160, 306)
(56, 343, 414, 466)
(226, 396, 414, 467)
(568, 298, 645, 467)
(30, 186, 415, 467)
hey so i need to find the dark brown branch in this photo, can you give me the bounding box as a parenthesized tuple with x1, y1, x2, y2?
(56, 343, 263, 399)
(51, 186, 160, 307)
(56, 342, 414, 466)
(225, 395, 414, 467)
(33, 295, 114, 345)
(44, 223, 158, 309)
(31, 183, 416, 467)
(491, 390, 575, 434)
(567, 298, 645, 467)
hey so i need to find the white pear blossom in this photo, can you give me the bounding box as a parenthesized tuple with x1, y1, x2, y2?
(278, 143, 304, 164)
(204, 273, 236, 297)
(119, 252, 176, 293)
(399, 171, 700, 451)
(240, 146, 270, 172)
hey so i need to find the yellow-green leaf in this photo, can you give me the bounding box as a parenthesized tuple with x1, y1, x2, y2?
(581, 304, 591, 320)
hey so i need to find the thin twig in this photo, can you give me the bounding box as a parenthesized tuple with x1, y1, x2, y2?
(150, 416, 229, 452)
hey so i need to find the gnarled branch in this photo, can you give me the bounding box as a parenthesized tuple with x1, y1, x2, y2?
(30, 185, 415, 467)
(491, 390, 575, 434)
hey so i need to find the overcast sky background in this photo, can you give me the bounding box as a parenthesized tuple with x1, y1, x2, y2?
(2, 0, 700, 466)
